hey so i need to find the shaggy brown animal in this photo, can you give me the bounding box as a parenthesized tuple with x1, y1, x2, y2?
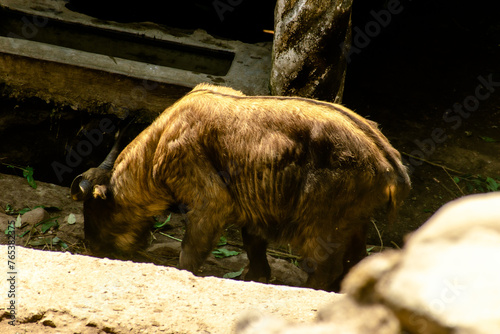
(71, 84, 410, 291)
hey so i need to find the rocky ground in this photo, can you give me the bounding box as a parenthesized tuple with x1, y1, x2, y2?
(1, 185, 499, 333)
(0, 243, 337, 333)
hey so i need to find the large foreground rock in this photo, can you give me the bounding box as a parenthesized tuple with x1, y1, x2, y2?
(347, 192, 500, 333)
(0, 246, 337, 333)
(237, 193, 500, 333)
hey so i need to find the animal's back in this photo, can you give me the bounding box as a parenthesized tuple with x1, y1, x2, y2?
(149, 85, 409, 237)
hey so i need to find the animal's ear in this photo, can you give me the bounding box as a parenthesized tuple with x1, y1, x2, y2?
(93, 185, 108, 200)
(70, 175, 93, 201)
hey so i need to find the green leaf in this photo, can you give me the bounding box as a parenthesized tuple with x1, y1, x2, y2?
(5, 204, 14, 214)
(480, 136, 496, 142)
(472, 179, 482, 186)
(22, 167, 31, 178)
(27, 176, 37, 189)
(153, 213, 171, 229)
(223, 268, 244, 279)
(22, 166, 37, 189)
(67, 213, 77, 225)
(41, 220, 59, 233)
(212, 248, 240, 258)
(18, 207, 31, 215)
(35, 216, 59, 227)
(52, 236, 69, 249)
(217, 236, 227, 246)
(19, 230, 31, 237)
(453, 177, 461, 183)
(4, 224, 14, 235)
(486, 177, 499, 192)
(15, 214, 22, 228)
(29, 237, 53, 246)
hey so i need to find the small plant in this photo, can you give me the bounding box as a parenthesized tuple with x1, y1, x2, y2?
(366, 246, 375, 255)
(28, 236, 68, 250)
(40, 219, 59, 233)
(453, 175, 499, 193)
(223, 268, 244, 279)
(479, 136, 497, 143)
(212, 235, 240, 258)
(5, 204, 16, 215)
(212, 247, 240, 258)
(4, 204, 60, 215)
(3, 163, 37, 189)
(153, 213, 171, 229)
(3, 212, 68, 250)
(217, 235, 228, 246)
(4, 215, 21, 235)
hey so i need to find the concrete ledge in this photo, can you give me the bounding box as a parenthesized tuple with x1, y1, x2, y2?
(0, 245, 338, 333)
(0, 0, 271, 118)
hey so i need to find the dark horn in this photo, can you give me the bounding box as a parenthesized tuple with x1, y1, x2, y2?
(98, 130, 122, 170)
(70, 175, 92, 201)
(98, 120, 133, 170)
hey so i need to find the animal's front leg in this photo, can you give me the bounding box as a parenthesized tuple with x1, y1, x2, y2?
(178, 186, 235, 273)
(179, 210, 223, 273)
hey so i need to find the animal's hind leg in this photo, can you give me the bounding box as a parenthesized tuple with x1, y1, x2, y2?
(300, 233, 346, 292)
(332, 223, 368, 291)
(241, 227, 271, 283)
(300, 218, 368, 292)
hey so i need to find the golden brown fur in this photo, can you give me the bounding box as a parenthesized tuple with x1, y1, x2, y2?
(72, 84, 410, 291)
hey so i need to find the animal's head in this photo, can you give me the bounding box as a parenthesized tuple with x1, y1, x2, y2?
(71, 128, 149, 256)
(70, 130, 122, 255)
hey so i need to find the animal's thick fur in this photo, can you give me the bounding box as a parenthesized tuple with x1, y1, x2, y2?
(72, 84, 410, 291)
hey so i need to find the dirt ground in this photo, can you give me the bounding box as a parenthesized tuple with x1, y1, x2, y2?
(0, 0, 499, 289)
(343, 0, 500, 244)
(0, 173, 308, 288)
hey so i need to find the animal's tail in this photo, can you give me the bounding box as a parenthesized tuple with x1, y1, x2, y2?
(386, 165, 411, 224)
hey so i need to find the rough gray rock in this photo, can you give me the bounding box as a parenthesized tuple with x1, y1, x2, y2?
(0, 245, 337, 333)
(236, 295, 400, 334)
(270, 0, 353, 102)
(343, 192, 500, 333)
(21, 207, 50, 225)
(236, 193, 500, 333)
